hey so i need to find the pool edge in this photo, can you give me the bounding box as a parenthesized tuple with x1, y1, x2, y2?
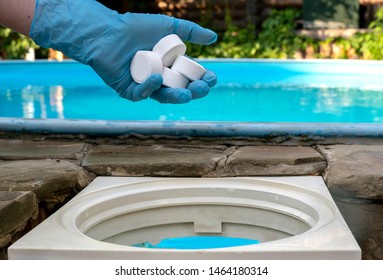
(1, 118, 382, 137)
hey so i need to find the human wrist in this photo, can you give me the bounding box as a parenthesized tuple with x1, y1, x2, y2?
(0, 0, 35, 36)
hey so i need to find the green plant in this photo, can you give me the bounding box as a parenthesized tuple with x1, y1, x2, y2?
(187, 8, 312, 59)
(356, 8, 383, 60)
(186, 3, 258, 58)
(257, 9, 306, 58)
(217, 6, 258, 58)
(0, 27, 38, 59)
(186, 7, 383, 60)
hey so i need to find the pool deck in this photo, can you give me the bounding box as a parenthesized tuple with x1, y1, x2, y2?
(0, 132, 382, 260)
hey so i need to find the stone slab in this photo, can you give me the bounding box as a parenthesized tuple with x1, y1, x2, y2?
(319, 145, 383, 199)
(224, 146, 326, 176)
(0, 140, 84, 160)
(335, 198, 383, 260)
(0, 191, 38, 237)
(82, 144, 227, 176)
(0, 160, 95, 200)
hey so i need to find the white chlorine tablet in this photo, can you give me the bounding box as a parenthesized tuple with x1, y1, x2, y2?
(130, 51, 163, 84)
(152, 34, 187, 67)
(162, 67, 189, 88)
(171, 55, 206, 81)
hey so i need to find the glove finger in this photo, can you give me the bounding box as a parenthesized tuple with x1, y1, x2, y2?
(201, 70, 218, 87)
(173, 18, 218, 45)
(120, 74, 163, 102)
(150, 87, 192, 104)
(187, 80, 210, 100)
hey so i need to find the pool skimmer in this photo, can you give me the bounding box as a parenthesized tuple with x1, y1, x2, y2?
(8, 176, 361, 259)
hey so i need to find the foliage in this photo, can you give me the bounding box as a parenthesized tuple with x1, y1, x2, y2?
(187, 8, 315, 59)
(3, 7, 383, 60)
(257, 9, 303, 58)
(308, 7, 383, 60)
(186, 5, 258, 58)
(0, 27, 38, 59)
(355, 7, 383, 60)
(187, 7, 383, 60)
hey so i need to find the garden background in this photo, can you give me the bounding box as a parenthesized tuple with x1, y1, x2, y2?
(1, 0, 383, 60)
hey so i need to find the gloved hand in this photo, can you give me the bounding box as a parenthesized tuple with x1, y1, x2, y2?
(30, 0, 218, 104)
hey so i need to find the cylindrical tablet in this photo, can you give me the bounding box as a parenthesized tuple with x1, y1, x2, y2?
(152, 34, 187, 67)
(130, 51, 163, 83)
(162, 67, 189, 88)
(171, 55, 206, 81)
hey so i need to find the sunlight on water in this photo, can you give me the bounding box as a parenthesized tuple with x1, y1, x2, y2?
(1, 61, 383, 123)
(1, 83, 383, 123)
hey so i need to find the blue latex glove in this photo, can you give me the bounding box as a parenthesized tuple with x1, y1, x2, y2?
(30, 0, 218, 104)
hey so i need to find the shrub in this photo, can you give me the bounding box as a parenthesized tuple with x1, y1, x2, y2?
(188, 7, 383, 60)
(0, 27, 38, 59)
(187, 8, 315, 59)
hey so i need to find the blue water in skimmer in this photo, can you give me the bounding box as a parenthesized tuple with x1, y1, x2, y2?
(133, 236, 260, 250)
(1, 59, 383, 123)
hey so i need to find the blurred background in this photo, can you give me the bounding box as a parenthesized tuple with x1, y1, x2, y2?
(2, 0, 383, 60)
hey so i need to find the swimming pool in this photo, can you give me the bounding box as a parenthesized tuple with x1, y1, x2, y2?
(1, 59, 383, 137)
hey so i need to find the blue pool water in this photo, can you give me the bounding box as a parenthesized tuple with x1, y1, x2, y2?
(133, 236, 260, 250)
(1, 59, 383, 123)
